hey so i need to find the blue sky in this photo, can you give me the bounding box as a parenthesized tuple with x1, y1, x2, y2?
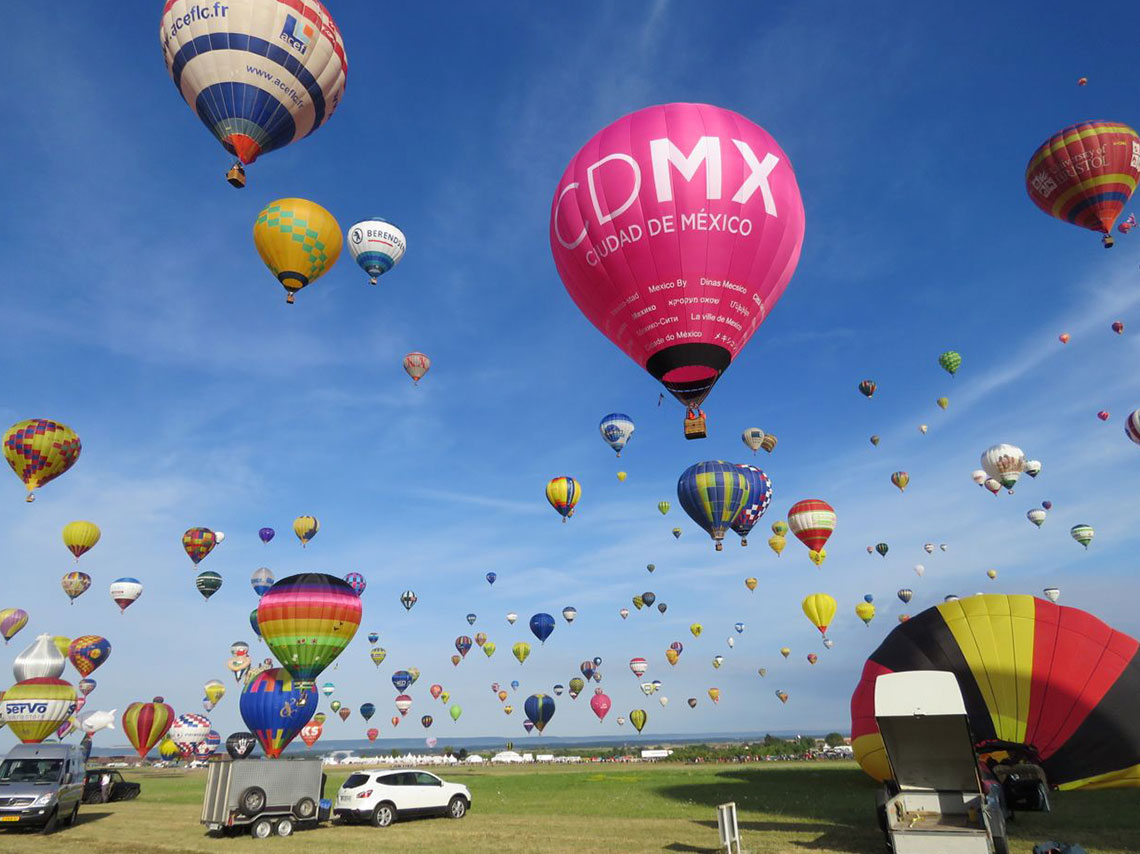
(2, 1, 1140, 751)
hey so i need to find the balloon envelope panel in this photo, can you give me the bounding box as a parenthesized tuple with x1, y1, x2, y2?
(850, 594, 1140, 789)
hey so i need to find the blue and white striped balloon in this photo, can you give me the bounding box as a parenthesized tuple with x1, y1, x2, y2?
(348, 219, 407, 284)
(161, 0, 348, 175)
(599, 413, 635, 456)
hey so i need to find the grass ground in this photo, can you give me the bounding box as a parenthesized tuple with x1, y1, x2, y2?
(1, 761, 1136, 853)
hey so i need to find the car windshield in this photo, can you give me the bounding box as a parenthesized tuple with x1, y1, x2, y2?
(0, 759, 63, 784)
(343, 773, 370, 789)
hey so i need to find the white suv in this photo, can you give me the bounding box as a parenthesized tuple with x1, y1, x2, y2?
(334, 770, 471, 827)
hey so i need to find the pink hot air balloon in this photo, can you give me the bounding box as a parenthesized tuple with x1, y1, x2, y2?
(550, 103, 805, 435)
(590, 692, 612, 722)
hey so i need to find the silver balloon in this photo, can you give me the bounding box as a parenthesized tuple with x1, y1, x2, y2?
(14, 633, 66, 682)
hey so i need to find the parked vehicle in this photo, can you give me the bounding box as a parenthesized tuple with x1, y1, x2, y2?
(82, 769, 140, 804)
(0, 744, 86, 833)
(200, 757, 329, 838)
(335, 769, 471, 827)
(873, 671, 1008, 854)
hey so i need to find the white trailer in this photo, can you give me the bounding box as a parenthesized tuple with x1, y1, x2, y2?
(874, 671, 1008, 854)
(200, 758, 328, 839)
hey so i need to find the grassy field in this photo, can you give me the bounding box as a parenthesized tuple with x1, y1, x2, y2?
(1, 761, 1137, 853)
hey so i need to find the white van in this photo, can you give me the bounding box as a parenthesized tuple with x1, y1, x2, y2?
(0, 743, 86, 832)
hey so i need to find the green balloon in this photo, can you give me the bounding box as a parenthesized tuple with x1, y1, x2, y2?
(938, 350, 962, 376)
(195, 571, 222, 600)
(630, 708, 648, 733)
(449, 704, 462, 722)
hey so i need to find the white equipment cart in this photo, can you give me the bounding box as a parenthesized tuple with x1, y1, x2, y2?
(874, 671, 1008, 854)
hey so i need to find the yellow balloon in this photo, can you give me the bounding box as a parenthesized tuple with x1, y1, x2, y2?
(203, 680, 226, 706)
(53, 636, 72, 659)
(512, 642, 531, 665)
(689, 623, 703, 638)
(253, 199, 343, 304)
(987, 569, 998, 580)
(158, 736, 179, 760)
(855, 602, 876, 625)
(708, 688, 721, 703)
(62, 521, 101, 561)
(770, 520, 788, 536)
(665, 649, 680, 666)
(744, 577, 758, 591)
(801, 593, 837, 635)
(780, 646, 791, 658)
(809, 548, 827, 566)
(616, 471, 627, 482)
(937, 397, 949, 410)
(768, 535, 786, 556)
(293, 516, 320, 547)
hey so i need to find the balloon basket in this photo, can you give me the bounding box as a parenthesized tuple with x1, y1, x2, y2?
(1103, 234, 1115, 248)
(225, 164, 246, 188)
(684, 414, 708, 440)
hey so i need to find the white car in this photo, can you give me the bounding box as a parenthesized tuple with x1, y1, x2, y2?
(334, 769, 471, 827)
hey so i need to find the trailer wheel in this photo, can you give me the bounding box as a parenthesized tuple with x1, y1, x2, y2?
(293, 797, 316, 819)
(251, 818, 273, 839)
(992, 835, 1009, 854)
(275, 817, 294, 837)
(238, 786, 267, 816)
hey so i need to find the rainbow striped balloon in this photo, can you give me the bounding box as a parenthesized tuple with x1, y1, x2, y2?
(257, 574, 361, 687)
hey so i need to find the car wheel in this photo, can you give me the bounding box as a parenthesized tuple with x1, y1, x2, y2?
(251, 817, 274, 839)
(238, 786, 267, 817)
(370, 802, 396, 828)
(448, 797, 467, 819)
(39, 808, 59, 835)
(993, 835, 1009, 854)
(126, 788, 140, 801)
(293, 797, 316, 820)
(275, 817, 294, 837)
